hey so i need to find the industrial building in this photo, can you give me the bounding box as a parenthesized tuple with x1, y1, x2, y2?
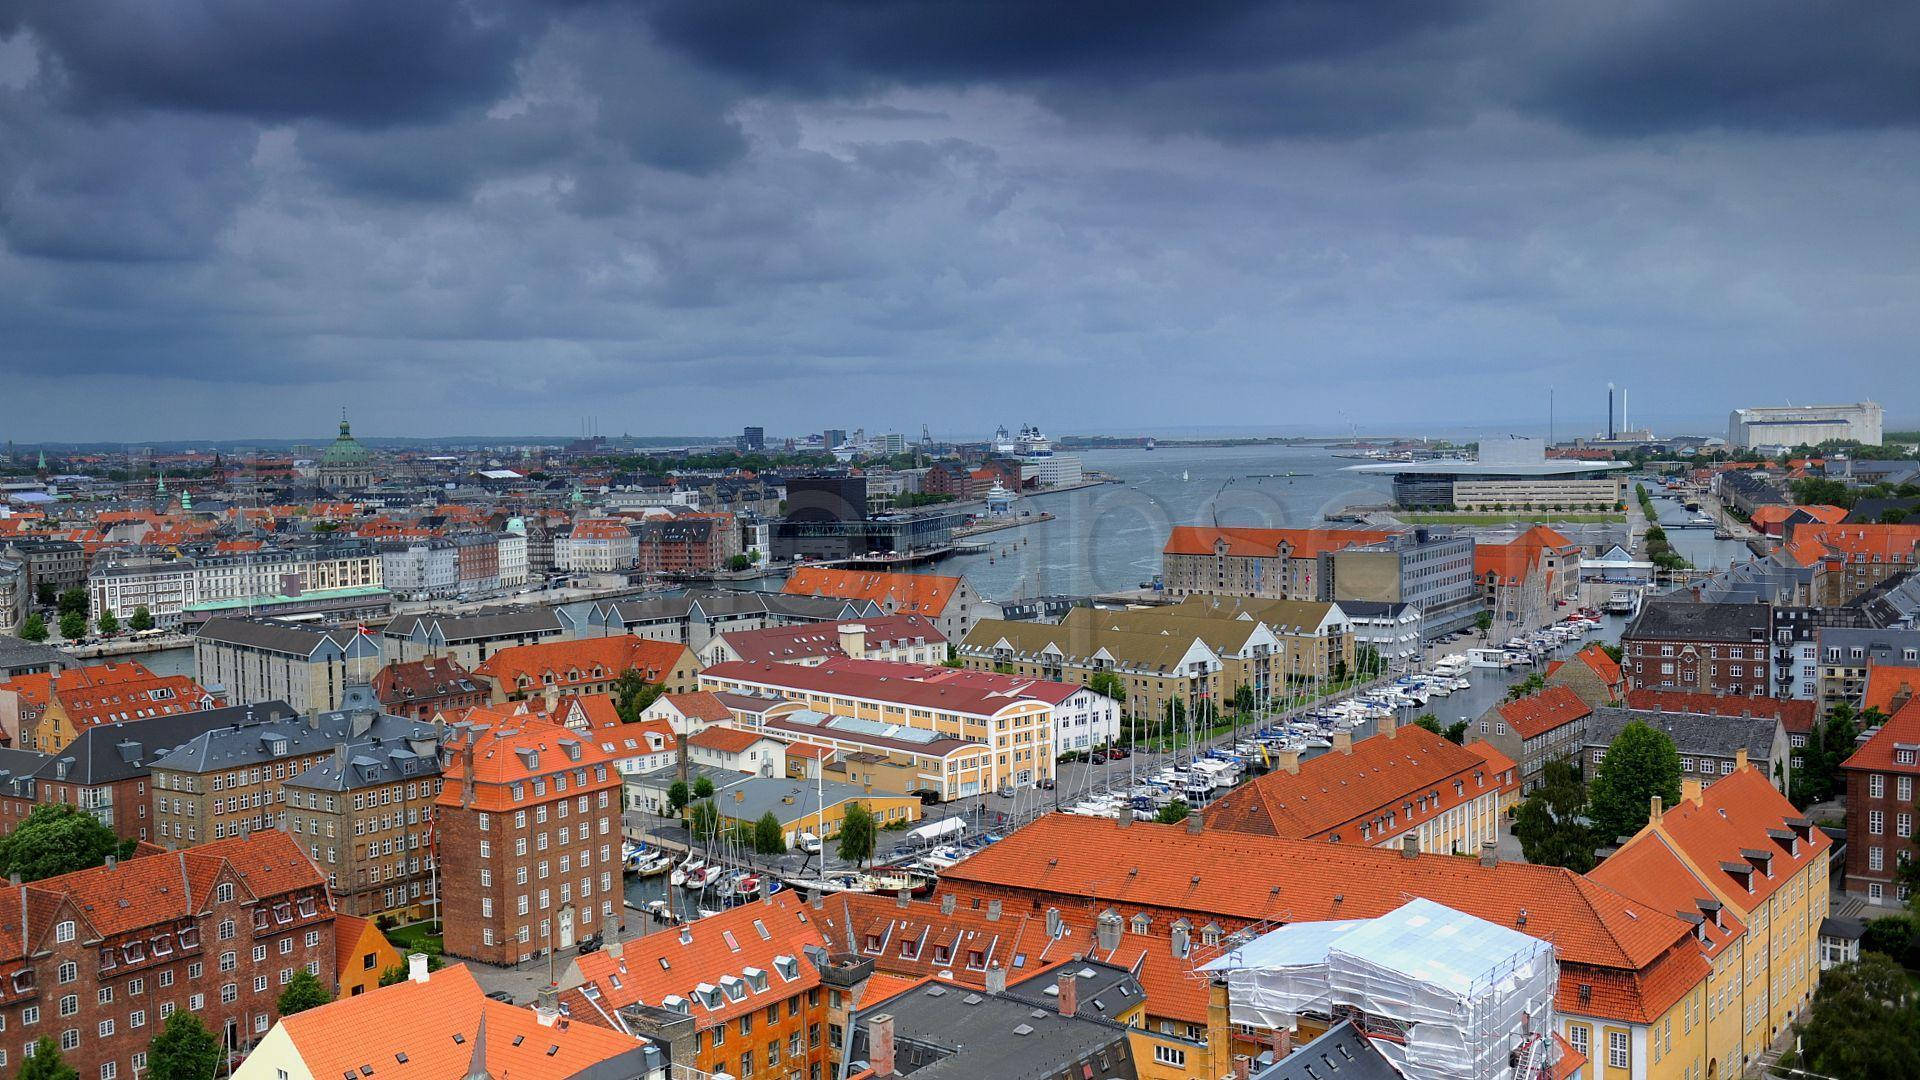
(1728, 402, 1883, 448)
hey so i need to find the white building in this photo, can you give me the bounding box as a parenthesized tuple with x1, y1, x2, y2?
(497, 527, 529, 587)
(1729, 402, 1883, 448)
(379, 539, 458, 600)
(554, 518, 639, 573)
(89, 555, 198, 626)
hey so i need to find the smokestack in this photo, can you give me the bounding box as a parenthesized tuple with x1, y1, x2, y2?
(1621, 387, 1628, 436)
(1607, 382, 1615, 440)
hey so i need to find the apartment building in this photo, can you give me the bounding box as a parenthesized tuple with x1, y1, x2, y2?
(699, 658, 1057, 794)
(189, 541, 383, 605)
(377, 539, 458, 600)
(555, 518, 639, 574)
(29, 667, 219, 753)
(1207, 720, 1518, 853)
(584, 589, 878, 655)
(194, 617, 384, 713)
(635, 514, 739, 575)
(1781, 523, 1920, 605)
(1478, 685, 1595, 791)
(1839, 698, 1920, 906)
(0, 831, 337, 1080)
(371, 656, 488, 721)
(719, 701, 991, 802)
(1325, 528, 1480, 635)
(941, 813, 1712, 1080)
(1592, 767, 1829, 1075)
(435, 714, 624, 965)
(1581, 717, 1789, 797)
(1622, 600, 1774, 696)
(89, 553, 198, 626)
(473, 636, 700, 705)
(0, 660, 160, 749)
(452, 532, 502, 594)
(559, 892, 834, 1080)
(1813, 627, 1920, 713)
(1161, 526, 1399, 601)
(1, 538, 86, 593)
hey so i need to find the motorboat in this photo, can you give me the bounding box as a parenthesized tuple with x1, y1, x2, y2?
(631, 853, 674, 877)
(735, 874, 762, 898)
(670, 856, 705, 889)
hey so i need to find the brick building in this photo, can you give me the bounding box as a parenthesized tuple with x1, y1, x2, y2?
(0, 831, 335, 1079)
(1160, 526, 1399, 601)
(1622, 600, 1774, 696)
(1839, 698, 1920, 906)
(371, 657, 488, 721)
(435, 714, 624, 965)
(474, 636, 700, 706)
(635, 514, 739, 576)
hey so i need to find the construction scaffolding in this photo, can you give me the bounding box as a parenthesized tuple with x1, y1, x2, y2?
(1202, 898, 1559, 1080)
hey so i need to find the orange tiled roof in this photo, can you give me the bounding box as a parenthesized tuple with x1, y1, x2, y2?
(1475, 542, 1543, 585)
(686, 727, 775, 755)
(1781, 523, 1920, 569)
(1623, 690, 1816, 735)
(53, 672, 218, 730)
(783, 567, 963, 616)
(435, 714, 624, 811)
(1206, 725, 1517, 840)
(715, 615, 945, 664)
(475, 637, 692, 693)
(1162, 526, 1398, 559)
(656, 691, 733, 723)
(281, 965, 648, 1080)
(1841, 697, 1920, 776)
(0, 660, 157, 709)
(563, 891, 826, 1031)
(1654, 767, 1831, 913)
(1590, 831, 1746, 962)
(1863, 664, 1920, 718)
(1498, 686, 1595, 740)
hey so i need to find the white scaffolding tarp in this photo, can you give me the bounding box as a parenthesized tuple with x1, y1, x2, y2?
(1201, 899, 1558, 1080)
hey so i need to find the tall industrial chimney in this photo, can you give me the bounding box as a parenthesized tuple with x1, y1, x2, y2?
(1607, 382, 1615, 440)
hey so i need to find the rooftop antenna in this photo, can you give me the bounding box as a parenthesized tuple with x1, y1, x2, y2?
(1548, 386, 1554, 447)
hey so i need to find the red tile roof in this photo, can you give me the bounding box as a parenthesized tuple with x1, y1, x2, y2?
(1623, 690, 1816, 735)
(1653, 767, 1831, 912)
(1590, 831, 1746, 962)
(373, 657, 482, 705)
(1840, 697, 1920, 776)
(281, 965, 648, 1080)
(783, 568, 966, 618)
(476, 637, 692, 694)
(1206, 725, 1517, 841)
(940, 815, 1703, 1024)
(1498, 686, 1595, 740)
(654, 691, 733, 724)
(435, 714, 624, 812)
(715, 615, 945, 664)
(52, 672, 220, 731)
(1863, 664, 1920, 718)
(700, 658, 1055, 717)
(686, 726, 777, 755)
(0, 661, 158, 709)
(1475, 542, 1543, 586)
(1781, 523, 1920, 569)
(1568, 643, 1624, 690)
(1162, 526, 1397, 559)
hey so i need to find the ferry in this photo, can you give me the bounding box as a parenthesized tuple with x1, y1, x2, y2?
(1606, 589, 1639, 615)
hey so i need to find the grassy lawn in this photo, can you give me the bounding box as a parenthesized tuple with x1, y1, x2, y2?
(1399, 512, 1625, 524)
(387, 921, 444, 956)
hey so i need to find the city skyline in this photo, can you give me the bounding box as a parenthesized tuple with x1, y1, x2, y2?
(3, 3, 1917, 441)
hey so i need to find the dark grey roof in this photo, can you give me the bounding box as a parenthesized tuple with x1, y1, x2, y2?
(0, 637, 78, 678)
(286, 738, 442, 792)
(194, 616, 370, 657)
(853, 980, 1137, 1080)
(1819, 915, 1866, 942)
(1583, 705, 1780, 760)
(0, 747, 52, 796)
(36, 700, 297, 786)
(1006, 960, 1147, 1023)
(1845, 497, 1920, 524)
(382, 607, 566, 642)
(151, 685, 440, 777)
(1814, 626, 1920, 656)
(1252, 1021, 1400, 1080)
(1695, 557, 1812, 605)
(1335, 601, 1417, 619)
(597, 590, 876, 626)
(1852, 571, 1920, 630)
(1625, 600, 1771, 644)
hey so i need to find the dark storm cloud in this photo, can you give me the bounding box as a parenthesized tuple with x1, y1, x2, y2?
(3, 0, 533, 128)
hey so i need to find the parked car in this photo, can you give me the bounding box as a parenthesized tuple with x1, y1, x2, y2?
(485, 991, 515, 1004)
(577, 934, 602, 955)
(913, 788, 943, 805)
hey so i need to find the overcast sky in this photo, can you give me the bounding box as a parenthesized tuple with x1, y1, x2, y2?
(3, 1, 1917, 444)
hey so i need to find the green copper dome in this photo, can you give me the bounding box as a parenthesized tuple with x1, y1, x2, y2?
(321, 411, 371, 466)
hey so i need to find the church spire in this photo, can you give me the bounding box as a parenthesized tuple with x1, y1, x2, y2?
(463, 1011, 492, 1080)
(339, 406, 352, 438)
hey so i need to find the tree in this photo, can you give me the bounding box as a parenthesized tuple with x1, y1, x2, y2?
(611, 669, 664, 725)
(1586, 722, 1682, 846)
(1793, 953, 1920, 1079)
(1790, 476, 1858, 510)
(147, 1012, 222, 1080)
(1088, 671, 1126, 705)
(0, 804, 136, 882)
(726, 553, 752, 572)
(1884, 508, 1911, 525)
(129, 606, 155, 632)
(1412, 714, 1444, 737)
(753, 812, 787, 856)
(692, 776, 715, 800)
(1793, 704, 1871, 808)
(1474, 610, 1493, 636)
(1512, 760, 1595, 872)
(666, 780, 691, 815)
(18, 612, 47, 642)
(687, 800, 719, 840)
(1597, 643, 1623, 663)
(97, 610, 119, 636)
(1443, 720, 1469, 745)
(837, 802, 876, 867)
(58, 611, 86, 640)
(1861, 914, 1917, 964)
(1232, 684, 1256, 715)
(56, 587, 87, 617)
(35, 582, 57, 607)
(1155, 799, 1190, 825)
(379, 954, 443, 986)
(276, 969, 332, 1016)
(1504, 673, 1546, 701)
(19, 1038, 79, 1080)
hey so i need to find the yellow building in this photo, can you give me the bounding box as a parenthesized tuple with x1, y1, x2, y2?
(332, 914, 404, 998)
(1590, 758, 1830, 1079)
(699, 658, 1055, 795)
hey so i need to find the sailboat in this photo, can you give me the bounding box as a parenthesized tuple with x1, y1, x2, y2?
(1181, 469, 1190, 482)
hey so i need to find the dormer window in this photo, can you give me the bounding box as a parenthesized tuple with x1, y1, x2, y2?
(932, 944, 951, 965)
(1130, 914, 1150, 935)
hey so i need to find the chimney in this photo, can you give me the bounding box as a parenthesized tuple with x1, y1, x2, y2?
(895, 889, 910, 909)
(867, 1013, 896, 1078)
(1333, 731, 1353, 755)
(733, 788, 744, 803)
(1276, 750, 1300, 774)
(1682, 777, 1704, 806)
(408, 952, 431, 983)
(1115, 808, 1132, 829)
(1736, 747, 1749, 772)
(1186, 810, 1204, 835)
(984, 965, 1007, 994)
(837, 624, 869, 661)
(986, 900, 1001, 922)
(535, 986, 559, 1025)
(104, 855, 117, 870)
(1650, 795, 1664, 824)
(940, 893, 955, 916)
(1234, 1058, 1253, 1080)
(1400, 835, 1419, 860)
(1270, 1026, 1292, 1060)
(1379, 712, 1397, 738)
(1478, 841, 1497, 868)
(1055, 972, 1078, 1017)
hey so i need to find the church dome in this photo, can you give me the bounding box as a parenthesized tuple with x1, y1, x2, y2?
(321, 414, 371, 467)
